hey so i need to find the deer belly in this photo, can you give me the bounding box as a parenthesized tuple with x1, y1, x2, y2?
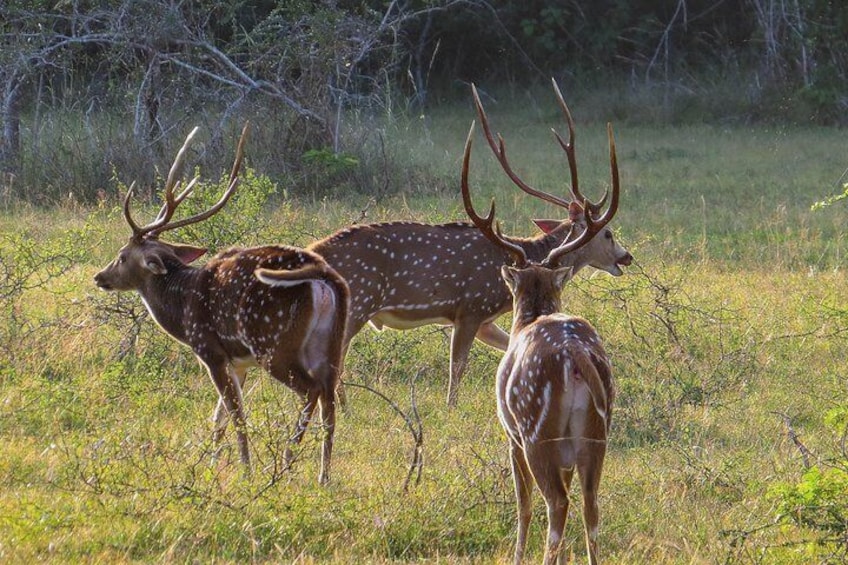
(369, 309, 453, 331)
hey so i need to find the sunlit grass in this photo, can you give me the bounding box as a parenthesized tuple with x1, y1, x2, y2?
(1, 100, 847, 563)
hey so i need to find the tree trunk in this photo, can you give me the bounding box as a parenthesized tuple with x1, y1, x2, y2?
(1, 72, 24, 176)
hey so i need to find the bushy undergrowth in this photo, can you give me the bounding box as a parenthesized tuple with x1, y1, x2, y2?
(1, 120, 847, 563)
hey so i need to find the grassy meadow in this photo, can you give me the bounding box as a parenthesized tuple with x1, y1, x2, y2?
(1, 96, 847, 564)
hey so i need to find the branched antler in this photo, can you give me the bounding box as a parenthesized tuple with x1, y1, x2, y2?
(123, 123, 250, 240)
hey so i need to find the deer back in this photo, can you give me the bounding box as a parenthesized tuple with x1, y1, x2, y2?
(309, 221, 516, 329)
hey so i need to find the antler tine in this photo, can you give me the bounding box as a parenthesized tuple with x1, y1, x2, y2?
(149, 122, 250, 237)
(122, 181, 144, 238)
(153, 175, 200, 224)
(544, 122, 620, 267)
(550, 78, 607, 215)
(471, 84, 572, 209)
(127, 126, 200, 239)
(599, 122, 620, 224)
(461, 121, 528, 267)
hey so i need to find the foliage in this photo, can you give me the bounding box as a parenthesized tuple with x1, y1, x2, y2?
(812, 183, 848, 211)
(767, 407, 848, 557)
(164, 167, 280, 251)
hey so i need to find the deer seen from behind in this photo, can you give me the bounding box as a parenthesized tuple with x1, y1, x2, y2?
(94, 125, 349, 484)
(462, 116, 617, 564)
(309, 79, 631, 407)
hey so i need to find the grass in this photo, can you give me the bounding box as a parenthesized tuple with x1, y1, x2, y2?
(1, 95, 847, 563)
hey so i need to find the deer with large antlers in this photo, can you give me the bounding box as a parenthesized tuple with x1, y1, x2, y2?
(462, 119, 616, 564)
(309, 80, 630, 407)
(94, 125, 349, 484)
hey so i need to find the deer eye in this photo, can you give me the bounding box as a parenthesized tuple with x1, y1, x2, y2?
(604, 230, 613, 239)
(118, 255, 127, 264)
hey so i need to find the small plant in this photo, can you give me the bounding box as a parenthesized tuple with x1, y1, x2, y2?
(301, 147, 360, 195)
(767, 407, 848, 557)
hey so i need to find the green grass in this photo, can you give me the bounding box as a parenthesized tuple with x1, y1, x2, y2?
(1, 98, 847, 563)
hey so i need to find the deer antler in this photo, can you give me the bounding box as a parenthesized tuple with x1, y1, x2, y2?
(471, 84, 573, 209)
(550, 78, 607, 215)
(123, 123, 250, 240)
(461, 121, 528, 267)
(544, 122, 620, 267)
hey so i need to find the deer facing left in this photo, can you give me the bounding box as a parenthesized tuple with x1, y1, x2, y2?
(94, 125, 349, 484)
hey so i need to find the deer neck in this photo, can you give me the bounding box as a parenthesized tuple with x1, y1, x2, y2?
(137, 263, 202, 343)
(516, 224, 590, 272)
(510, 285, 562, 335)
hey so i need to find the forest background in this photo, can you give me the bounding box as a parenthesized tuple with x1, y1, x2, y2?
(3, 0, 848, 200)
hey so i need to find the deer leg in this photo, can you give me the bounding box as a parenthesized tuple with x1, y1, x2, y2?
(203, 359, 250, 469)
(447, 320, 482, 407)
(334, 338, 352, 410)
(578, 453, 605, 565)
(335, 316, 367, 410)
(317, 383, 336, 485)
(211, 365, 248, 447)
(510, 442, 534, 565)
(526, 451, 569, 565)
(283, 387, 320, 471)
(475, 321, 510, 351)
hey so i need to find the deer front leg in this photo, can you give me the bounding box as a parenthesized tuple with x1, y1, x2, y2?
(203, 358, 251, 469)
(211, 365, 248, 447)
(475, 321, 510, 350)
(447, 319, 483, 407)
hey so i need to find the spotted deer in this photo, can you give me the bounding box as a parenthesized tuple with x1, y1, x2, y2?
(462, 117, 616, 564)
(310, 80, 631, 407)
(94, 125, 349, 484)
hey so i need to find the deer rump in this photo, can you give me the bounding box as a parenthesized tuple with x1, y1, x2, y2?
(203, 245, 347, 381)
(496, 315, 611, 464)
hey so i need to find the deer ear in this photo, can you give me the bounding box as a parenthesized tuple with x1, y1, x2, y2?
(144, 255, 168, 275)
(532, 219, 562, 234)
(501, 265, 519, 292)
(553, 266, 574, 289)
(568, 201, 587, 223)
(171, 244, 207, 265)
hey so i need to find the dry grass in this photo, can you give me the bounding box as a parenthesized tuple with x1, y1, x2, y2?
(1, 106, 846, 563)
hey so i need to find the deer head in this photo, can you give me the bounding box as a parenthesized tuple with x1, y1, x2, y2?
(461, 116, 620, 272)
(95, 125, 248, 292)
(471, 80, 632, 276)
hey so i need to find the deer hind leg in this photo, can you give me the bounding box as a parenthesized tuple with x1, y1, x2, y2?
(525, 449, 570, 565)
(509, 442, 534, 565)
(335, 314, 373, 410)
(283, 383, 319, 470)
(334, 335, 354, 410)
(317, 381, 336, 485)
(447, 319, 483, 407)
(211, 364, 248, 453)
(578, 451, 605, 565)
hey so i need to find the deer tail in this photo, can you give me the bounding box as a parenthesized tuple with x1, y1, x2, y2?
(254, 263, 331, 287)
(573, 349, 609, 424)
(255, 262, 350, 380)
